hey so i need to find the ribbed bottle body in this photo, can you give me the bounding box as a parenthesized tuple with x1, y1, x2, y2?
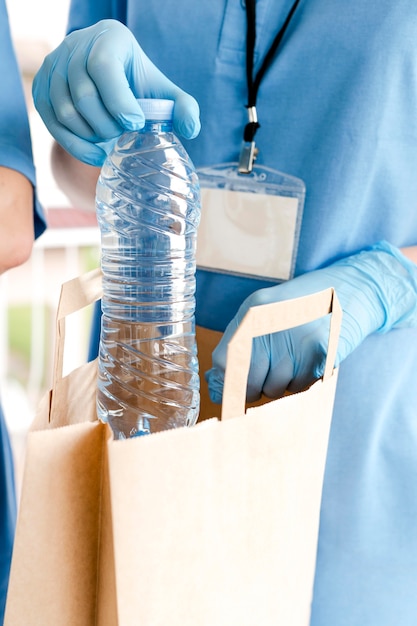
(96, 114, 201, 439)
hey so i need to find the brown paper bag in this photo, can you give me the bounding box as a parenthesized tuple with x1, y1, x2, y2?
(4, 269, 117, 626)
(5, 268, 341, 626)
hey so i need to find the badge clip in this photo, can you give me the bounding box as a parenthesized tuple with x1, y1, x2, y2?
(238, 106, 259, 174)
(238, 141, 258, 174)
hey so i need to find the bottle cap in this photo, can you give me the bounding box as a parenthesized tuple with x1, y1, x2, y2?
(137, 98, 174, 121)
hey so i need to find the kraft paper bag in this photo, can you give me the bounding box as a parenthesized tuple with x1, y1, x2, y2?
(4, 269, 117, 626)
(5, 268, 341, 626)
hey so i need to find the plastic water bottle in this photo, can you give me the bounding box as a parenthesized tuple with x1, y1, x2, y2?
(96, 99, 201, 439)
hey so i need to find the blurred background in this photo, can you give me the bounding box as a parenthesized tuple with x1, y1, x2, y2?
(3, 0, 101, 492)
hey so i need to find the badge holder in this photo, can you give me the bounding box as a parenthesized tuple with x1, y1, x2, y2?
(196, 161, 305, 283)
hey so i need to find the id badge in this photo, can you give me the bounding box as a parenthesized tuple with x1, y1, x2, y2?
(196, 163, 305, 282)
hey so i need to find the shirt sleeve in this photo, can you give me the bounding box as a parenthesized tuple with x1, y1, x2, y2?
(0, 0, 46, 238)
(66, 0, 127, 34)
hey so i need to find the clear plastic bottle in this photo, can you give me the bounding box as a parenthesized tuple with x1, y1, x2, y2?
(96, 98, 201, 439)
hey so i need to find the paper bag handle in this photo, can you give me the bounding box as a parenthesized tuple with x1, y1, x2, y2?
(221, 288, 342, 421)
(53, 267, 103, 387)
(52, 273, 341, 424)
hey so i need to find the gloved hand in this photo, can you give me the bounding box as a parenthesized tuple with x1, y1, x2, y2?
(32, 19, 200, 166)
(206, 241, 417, 403)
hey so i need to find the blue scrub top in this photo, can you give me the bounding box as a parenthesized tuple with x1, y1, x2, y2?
(0, 1, 46, 621)
(69, 2, 417, 624)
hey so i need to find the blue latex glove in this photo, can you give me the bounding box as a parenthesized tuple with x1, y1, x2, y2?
(32, 19, 200, 166)
(206, 241, 417, 403)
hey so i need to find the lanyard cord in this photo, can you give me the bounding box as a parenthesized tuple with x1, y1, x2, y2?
(243, 0, 301, 142)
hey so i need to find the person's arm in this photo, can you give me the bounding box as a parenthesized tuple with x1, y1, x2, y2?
(401, 246, 417, 265)
(0, 166, 34, 274)
(51, 142, 99, 212)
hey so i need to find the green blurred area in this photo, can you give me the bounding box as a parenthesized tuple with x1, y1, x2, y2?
(5, 245, 100, 394)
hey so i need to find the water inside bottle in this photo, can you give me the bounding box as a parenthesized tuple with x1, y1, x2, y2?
(96, 110, 201, 439)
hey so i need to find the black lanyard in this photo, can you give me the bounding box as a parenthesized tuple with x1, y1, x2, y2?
(239, 0, 302, 173)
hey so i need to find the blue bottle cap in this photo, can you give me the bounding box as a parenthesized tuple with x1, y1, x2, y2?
(137, 98, 174, 121)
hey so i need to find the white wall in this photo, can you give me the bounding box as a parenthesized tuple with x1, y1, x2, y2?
(7, 0, 70, 49)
